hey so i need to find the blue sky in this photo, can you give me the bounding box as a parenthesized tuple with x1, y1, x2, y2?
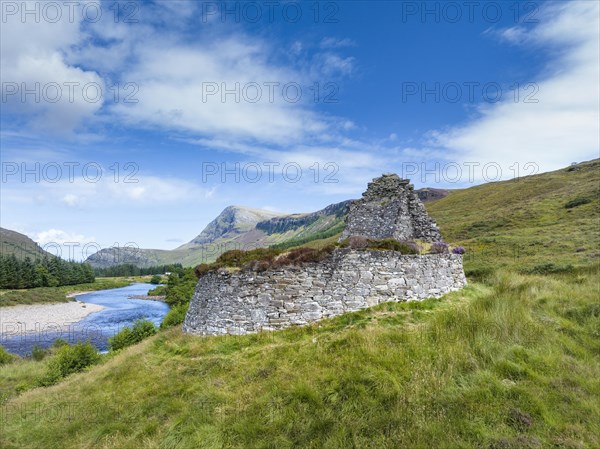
(1, 0, 598, 259)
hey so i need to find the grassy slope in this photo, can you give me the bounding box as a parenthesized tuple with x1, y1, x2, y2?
(427, 159, 600, 274)
(0, 228, 55, 260)
(1, 161, 599, 448)
(1, 271, 597, 449)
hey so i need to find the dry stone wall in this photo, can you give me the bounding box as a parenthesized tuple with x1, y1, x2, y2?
(183, 249, 466, 336)
(184, 173, 466, 337)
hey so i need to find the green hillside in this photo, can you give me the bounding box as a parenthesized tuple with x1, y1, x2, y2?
(427, 159, 600, 277)
(0, 228, 55, 260)
(1, 161, 598, 448)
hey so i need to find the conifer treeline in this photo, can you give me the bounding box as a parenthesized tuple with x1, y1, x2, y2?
(93, 263, 184, 277)
(0, 254, 95, 289)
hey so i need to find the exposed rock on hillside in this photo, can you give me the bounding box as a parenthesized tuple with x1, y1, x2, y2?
(256, 201, 350, 234)
(416, 188, 450, 203)
(84, 246, 169, 269)
(178, 206, 284, 249)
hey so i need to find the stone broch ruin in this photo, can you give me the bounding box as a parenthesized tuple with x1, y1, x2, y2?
(183, 174, 466, 336)
(340, 173, 443, 242)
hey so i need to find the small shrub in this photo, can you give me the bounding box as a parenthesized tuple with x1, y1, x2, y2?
(218, 248, 281, 268)
(452, 246, 466, 255)
(367, 239, 421, 254)
(465, 265, 495, 281)
(109, 319, 157, 351)
(276, 245, 335, 267)
(194, 263, 215, 278)
(31, 345, 49, 361)
(0, 345, 16, 365)
(148, 285, 167, 296)
(346, 236, 369, 249)
(401, 241, 422, 254)
(564, 197, 591, 209)
(521, 263, 575, 275)
(430, 242, 449, 254)
(149, 275, 162, 285)
(161, 303, 190, 329)
(52, 338, 69, 348)
(40, 341, 100, 385)
(16, 382, 33, 394)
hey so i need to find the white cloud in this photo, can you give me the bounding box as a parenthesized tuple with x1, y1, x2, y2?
(32, 229, 96, 260)
(0, 2, 104, 134)
(34, 229, 95, 246)
(2, 167, 213, 209)
(105, 34, 333, 145)
(2, 3, 360, 148)
(429, 1, 599, 180)
(320, 37, 356, 49)
(291, 41, 303, 54)
(61, 194, 79, 206)
(315, 53, 355, 77)
(183, 136, 396, 195)
(104, 175, 209, 204)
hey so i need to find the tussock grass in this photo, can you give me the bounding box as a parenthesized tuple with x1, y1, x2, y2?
(1, 269, 598, 448)
(427, 159, 600, 274)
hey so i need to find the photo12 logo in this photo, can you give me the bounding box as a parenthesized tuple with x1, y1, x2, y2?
(200, 162, 340, 184)
(400, 1, 539, 24)
(0, 401, 129, 426)
(200, 81, 339, 104)
(1, 161, 139, 184)
(199, 1, 340, 24)
(1, 1, 140, 24)
(401, 82, 539, 104)
(1, 82, 139, 105)
(400, 161, 540, 183)
(0, 240, 141, 264)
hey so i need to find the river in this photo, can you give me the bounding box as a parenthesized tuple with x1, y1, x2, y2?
(1, 283, 170, 356)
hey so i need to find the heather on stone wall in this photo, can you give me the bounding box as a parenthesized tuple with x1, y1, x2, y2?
(194, 237, 424, 277)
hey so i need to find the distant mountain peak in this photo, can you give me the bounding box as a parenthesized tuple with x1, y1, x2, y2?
(178, 205, 285, 248)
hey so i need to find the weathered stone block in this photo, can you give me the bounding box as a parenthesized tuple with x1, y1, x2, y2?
(302, 312, 322, 321)
(301, 302, 321, 312)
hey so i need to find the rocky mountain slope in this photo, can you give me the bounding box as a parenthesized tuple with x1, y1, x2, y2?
(177, 206, 284, 249)
(85, 202, 350, 268)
